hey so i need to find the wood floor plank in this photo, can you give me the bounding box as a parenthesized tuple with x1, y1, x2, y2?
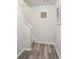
(18, 42, 59, 59)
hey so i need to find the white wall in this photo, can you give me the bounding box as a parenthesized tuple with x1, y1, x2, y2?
(17, 1, 31, 55)
(30, 5, 56, 43)
(22, 5, 57, 43)
(19, 1, 61, 57)
(21, 4, 57, 43)
(56, 25, 61, 57)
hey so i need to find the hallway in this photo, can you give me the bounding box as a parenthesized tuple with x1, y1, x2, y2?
(18, 42, 59, 59)
(17, 0, 61, 58)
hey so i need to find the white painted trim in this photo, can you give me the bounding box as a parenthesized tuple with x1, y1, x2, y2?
(24, 48, 32, 51)
(54, 45, 61, 59)
(35, 40, 55, 45)
(17, 48, 25, 58)
(31, 35, 55, 45)
(17, 48, 31, 58)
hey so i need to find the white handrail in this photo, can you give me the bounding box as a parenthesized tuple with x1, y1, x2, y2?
(25, 22, 32, 29)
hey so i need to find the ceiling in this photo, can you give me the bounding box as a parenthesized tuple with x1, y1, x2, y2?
(23, 0, 56, 6)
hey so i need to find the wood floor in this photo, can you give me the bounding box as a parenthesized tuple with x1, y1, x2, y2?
(18, 42, 59, 59)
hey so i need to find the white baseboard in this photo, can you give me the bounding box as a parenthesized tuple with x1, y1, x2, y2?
(35, 40, 55, 45)
(54, 45, 61, 59)
(24, 48, 32, 51)
(17, 48, 31, 58)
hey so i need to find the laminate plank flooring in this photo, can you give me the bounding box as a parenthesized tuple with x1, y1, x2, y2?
(18, 42, 59, 59)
